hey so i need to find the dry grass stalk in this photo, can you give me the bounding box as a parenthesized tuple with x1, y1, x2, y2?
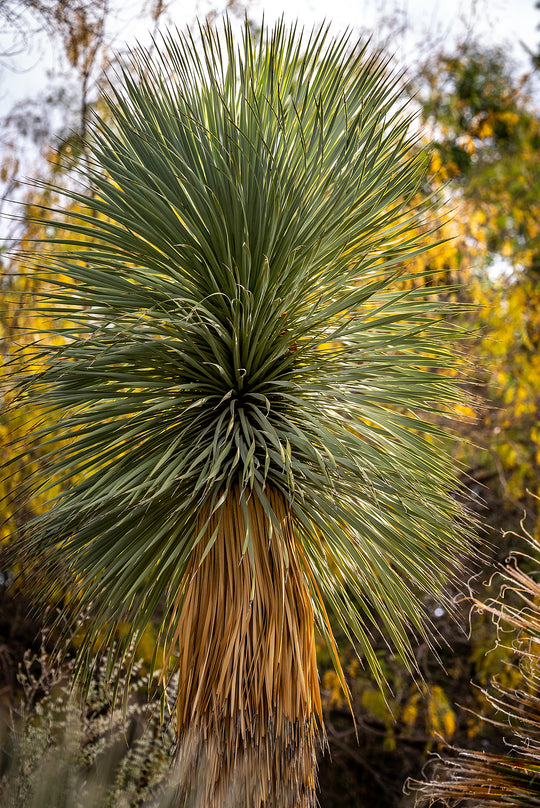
(413, 517, 540, 807)
(414, 749, 540, 806)
(166, 486, 322, 807)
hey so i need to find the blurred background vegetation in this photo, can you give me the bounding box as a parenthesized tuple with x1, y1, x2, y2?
(1, 1, 540, 806)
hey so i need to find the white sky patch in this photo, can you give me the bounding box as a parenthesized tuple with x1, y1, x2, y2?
(2, 0, 539, 109)
(0, 0, 538, 240)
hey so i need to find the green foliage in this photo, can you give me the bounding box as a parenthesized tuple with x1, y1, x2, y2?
(8, 19, 474, 703)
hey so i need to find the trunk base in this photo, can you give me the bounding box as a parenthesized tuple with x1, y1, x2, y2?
(167, 486, 322, 807)
(173, 720, 318, 808)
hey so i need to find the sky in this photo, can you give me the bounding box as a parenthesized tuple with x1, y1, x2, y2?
(3, 0, 539, 104)
(255, 0, 537, 39)
(247, 0, 540, 86)
(0, 0, 538, 171)
(103, 0, 540, 119)
(1, 0, 537, 244)
(122, 0, 540, 67)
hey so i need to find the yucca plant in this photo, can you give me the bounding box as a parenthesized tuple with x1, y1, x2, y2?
(414, 514, 540, 807)
(9, 18, 474, 807)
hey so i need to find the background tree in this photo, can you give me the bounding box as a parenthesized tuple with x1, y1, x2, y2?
(417, 40, 540, 529)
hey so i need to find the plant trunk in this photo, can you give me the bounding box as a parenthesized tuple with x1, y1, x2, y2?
(169, 486, 322, 807)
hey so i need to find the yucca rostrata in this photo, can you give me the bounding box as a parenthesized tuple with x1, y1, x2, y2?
(12, 19, 474, 807)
